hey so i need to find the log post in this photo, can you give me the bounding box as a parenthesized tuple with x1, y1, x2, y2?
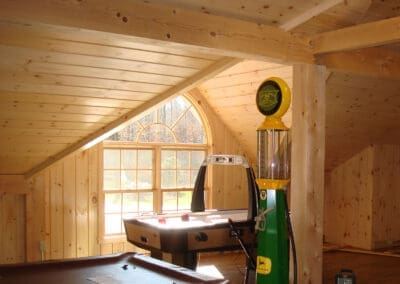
(290, 64, 326, 283)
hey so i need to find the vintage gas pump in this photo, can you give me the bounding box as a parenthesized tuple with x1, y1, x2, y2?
(255, 77, 294, 284)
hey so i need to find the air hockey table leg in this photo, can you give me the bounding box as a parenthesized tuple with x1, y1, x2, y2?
(151, 250, 198, 270)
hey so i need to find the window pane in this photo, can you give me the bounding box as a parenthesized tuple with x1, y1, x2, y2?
(138, 150, 153, 169)
(104, 170, 120, 190)
(105, 214, 121, 234)
(139, 112, 156, 127)
(105, 193, 122, 213)
(121, 170, 136, 189)
(161, 150, 176, 169)
(177, 151, 190, 169)
(104, 149, 120, 169)
(178, 191, 192, 210)
(123, 193, 138, 213)
(106, 122, 141, 142)
(162, 191, 177, 212)
(139, 192, 153, 212)
(161, 170, 176, 189)
(191, 169, 199, 187)
(139, 124, 174, 143)
(121, 149, 136, 169)
(174, 108, 206, 144)
(137, 170, 153, 189)
(177, 170, 190, 188)
(191, 151, 205, 168)
(159, 97, 189, 127)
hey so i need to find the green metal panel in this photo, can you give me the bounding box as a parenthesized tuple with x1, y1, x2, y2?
(256, 189, 289, 284)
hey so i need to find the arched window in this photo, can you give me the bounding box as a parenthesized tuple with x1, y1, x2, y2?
(102, 95, 208, 236)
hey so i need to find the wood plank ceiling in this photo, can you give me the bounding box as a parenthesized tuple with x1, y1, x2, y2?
(0, 0, 399, 176)
(0, 20, 230, 175)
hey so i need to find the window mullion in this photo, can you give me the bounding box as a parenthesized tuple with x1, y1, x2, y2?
(154, 145, 162, 213)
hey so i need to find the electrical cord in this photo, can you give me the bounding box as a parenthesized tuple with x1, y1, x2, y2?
(284, 192, 297, 284)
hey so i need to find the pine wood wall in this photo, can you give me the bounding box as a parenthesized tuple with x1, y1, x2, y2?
(371, 145, 400, 249)
(0, 93, 249, 264)
(325, 145, 400, 250)
(325, 147, 374, 249)
(25, 145, 138, 262)
(190, 90, 250, 210)
(0, 192, 25, 264)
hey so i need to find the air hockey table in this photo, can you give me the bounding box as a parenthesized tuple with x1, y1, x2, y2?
(0, 252, 227, 284)
(124, 209, 256, 269)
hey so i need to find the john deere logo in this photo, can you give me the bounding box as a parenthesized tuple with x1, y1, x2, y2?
(256, 81, 282, 116)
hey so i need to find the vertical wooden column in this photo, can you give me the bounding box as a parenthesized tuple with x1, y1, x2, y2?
(291, 64, 326, 283)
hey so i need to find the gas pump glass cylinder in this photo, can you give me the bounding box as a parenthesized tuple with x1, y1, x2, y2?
(257, 129, 289, 182)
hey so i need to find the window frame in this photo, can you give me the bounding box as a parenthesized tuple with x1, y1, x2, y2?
(100, 143, 209, 242)
(99, 95, 212, 242)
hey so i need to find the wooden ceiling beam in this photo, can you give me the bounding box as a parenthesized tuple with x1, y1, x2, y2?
(25, 57, 241, 178)
(316, 47, 400, 80)
(312, 16, 400, 54)
(0, 0, 313, 64)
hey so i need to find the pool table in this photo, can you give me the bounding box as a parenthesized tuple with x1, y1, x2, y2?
(124, 209, 256, 269)
(0, 252, 227, 284)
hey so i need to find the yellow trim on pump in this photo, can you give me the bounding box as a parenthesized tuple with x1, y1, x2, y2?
(258, 117, 289, 131)
(256, 178, 289, 190)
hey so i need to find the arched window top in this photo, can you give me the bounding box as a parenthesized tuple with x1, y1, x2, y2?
(106, 96, 207, 144)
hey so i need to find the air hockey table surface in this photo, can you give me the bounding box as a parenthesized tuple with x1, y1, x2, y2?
(124, 209, 256, 268)
(0, 252, 227, 284)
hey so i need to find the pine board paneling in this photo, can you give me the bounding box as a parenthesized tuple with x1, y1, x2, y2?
(189, 90, 250, 210)
(0, 110, 116, 124)
(0, 23, 215, 69)
(0, 92, 144, 109)
(63, 156, 76, 259)
(0, 102, 130, 117)
(325, 143, 400, 250)
(100, 243, 113, 256)
(25, 144, 139, 262)
(26, 175, 46, 261)
(0, 193, 25, 264)
(76, 151, 89, 258)
(88, 147, 100, 256)
(0, 45, 199, 78)
(326, 145, 374, 249)
(50, 163, 64, 259)
(44, 170, 51, 260)
(371, 145, 400, 249)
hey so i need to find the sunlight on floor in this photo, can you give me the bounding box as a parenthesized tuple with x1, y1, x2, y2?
(196, 264, 225, 279)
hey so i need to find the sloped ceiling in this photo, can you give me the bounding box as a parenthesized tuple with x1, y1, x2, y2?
(0, 0, 399, 177)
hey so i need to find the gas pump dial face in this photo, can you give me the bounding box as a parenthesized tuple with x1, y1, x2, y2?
(256, 77, 290, 118)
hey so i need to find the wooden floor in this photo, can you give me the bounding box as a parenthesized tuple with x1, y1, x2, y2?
(323, 250, 400, 284)
(197, 250, 400, 283)
(197, 251, 248, 284)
